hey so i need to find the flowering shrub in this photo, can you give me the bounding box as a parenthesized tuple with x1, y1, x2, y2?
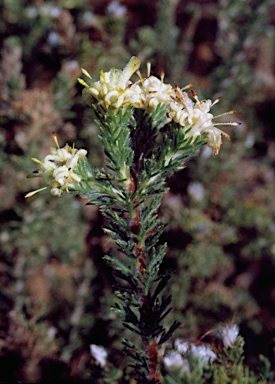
(1, 0, 274, 382)
(25, 57, 245, 383)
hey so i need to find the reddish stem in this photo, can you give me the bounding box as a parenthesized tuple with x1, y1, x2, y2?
(147, 339, 161, 381)
(128, 168, 161, 382)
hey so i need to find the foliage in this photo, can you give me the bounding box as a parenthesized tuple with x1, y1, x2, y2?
(0, 0, 274, 382)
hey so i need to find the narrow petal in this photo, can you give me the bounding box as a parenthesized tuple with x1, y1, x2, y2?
(118, 56, 140, 88)
(25, 187, 48, 198)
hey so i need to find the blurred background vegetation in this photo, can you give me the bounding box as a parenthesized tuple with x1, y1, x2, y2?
(0, 0, 274, 382)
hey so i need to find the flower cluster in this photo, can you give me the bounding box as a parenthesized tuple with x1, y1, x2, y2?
(169, 86, 231, 157)
(163, 339, 217, 377)
(175, 339, 217, 366)
(217, 323, 240, 348)
(78, 56, 142, 109)
(90, 344, 108, 368)
(163, 351, 190, 376)
(79, 57, 239, 156)
(25, 134, 87, 198)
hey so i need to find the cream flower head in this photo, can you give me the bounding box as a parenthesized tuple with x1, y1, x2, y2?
(168, 86, 239, 156)
(25, 134, 87, 198)
(78, 57, 238, 155)
(140, 63, 174, 110)
(78, 56, 142, 109)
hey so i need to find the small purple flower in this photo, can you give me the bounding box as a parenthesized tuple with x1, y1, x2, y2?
(107, 1, 127, 18)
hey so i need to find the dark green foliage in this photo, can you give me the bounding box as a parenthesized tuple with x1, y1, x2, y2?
(70, 96, 211, 380)
(163, 336, 275, 384)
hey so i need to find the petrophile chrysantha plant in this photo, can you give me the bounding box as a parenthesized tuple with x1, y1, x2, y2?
(26, 56, 239, 383)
